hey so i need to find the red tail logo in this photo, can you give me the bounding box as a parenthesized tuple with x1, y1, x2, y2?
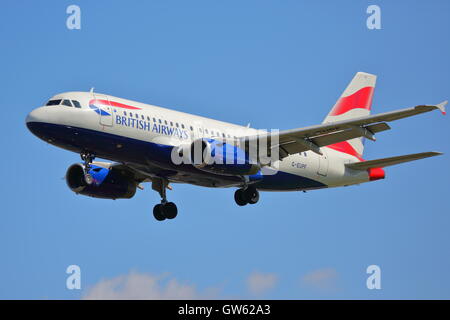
(329, 86, 374, 116)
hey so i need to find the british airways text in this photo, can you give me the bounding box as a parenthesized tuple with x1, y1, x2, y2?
(115, 115, 189, 140)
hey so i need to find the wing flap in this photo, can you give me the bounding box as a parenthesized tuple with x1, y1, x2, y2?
(310, 122, 391, 148)
(345, 152, 443, 170)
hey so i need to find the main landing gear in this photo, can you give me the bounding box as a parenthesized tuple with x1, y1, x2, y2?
(152, 178, 178, 221)
(80, 152, 95, 185)
(234, 185, 260, 206)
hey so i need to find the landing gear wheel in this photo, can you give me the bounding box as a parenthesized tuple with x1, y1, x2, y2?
(163, 202, 178, 219)
(245, 187, 260, 204)
(234, 189, 248, 206)
(235, 187, 260, 206)
(151, 178, 178, 221)
(84, 173, 94, 185)
(153, 204, 166, 221)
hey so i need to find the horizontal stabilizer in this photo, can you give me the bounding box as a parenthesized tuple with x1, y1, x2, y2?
(346, 152, 443, 170)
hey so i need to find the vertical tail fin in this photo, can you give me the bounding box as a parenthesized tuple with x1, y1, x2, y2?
(323, 72, 377, 159)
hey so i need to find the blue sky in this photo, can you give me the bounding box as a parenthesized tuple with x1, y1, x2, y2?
(1, 0, 449, 299)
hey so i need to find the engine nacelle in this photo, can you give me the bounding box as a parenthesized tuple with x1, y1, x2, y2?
(189, 138, 260, 176)
(66, 163, 137, 199)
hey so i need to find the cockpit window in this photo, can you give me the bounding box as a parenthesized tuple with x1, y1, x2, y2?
(62, 99, 73, 107)
(72, 100, 82, 108)
(46, 99, 62, 106)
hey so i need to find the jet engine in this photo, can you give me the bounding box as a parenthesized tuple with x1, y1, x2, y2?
(189, 138, 260, 176)
(66, 163, 137, 199)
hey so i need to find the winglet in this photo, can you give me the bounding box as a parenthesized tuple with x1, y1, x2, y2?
(436, 100, 447, 115)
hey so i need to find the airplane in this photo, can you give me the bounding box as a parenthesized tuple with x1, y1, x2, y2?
(26, 72, 446, 221)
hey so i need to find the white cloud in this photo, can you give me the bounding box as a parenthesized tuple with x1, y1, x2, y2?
(246, 271, 278, 296)
(301, 268, 338, 292)
(83, 270, 281, 299)
(82, 271, 218, 300)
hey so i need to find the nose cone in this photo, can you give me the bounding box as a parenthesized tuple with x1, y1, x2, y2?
(26, 107, 46, 124)
(26, 107, 49, 139)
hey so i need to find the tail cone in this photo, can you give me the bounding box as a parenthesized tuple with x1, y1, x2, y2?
(368, 167, 385, 181)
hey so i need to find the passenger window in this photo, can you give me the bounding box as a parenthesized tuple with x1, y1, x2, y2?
(170, 121, 173, 126)
(62, 100, 73, 107)
(153, 117, 156, 122)
(72, 100, 82, 108)
(158, 119, 162, 124)
(135, 114, 139, 118)
(46, 99, 62, 106)
(181, 124, 185, 129)
(147, 116, 150, 121)
(164, 120, 168, 125)
(124, 111, 127, 116)
(190, 126, 193, 131)
(205, 129, 209, 134)
(130, 113, 133, 117)
(176, 123, 179, 128)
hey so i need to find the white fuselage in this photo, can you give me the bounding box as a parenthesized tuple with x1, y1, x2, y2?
(26, 91, 371, 191)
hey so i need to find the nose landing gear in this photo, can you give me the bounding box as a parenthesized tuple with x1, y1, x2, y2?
(234, 186, 260, 206)
(80, 152, 95, 185)
(152, 178, 178, 221)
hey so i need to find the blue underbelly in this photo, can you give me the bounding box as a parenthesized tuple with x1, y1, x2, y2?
(26, 122, 327, 191)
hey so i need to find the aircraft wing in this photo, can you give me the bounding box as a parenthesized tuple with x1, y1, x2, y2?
(243, 101, 447, 159)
